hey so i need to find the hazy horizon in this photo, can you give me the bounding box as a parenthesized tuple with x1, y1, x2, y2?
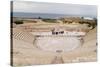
(12, 12, 97, 19)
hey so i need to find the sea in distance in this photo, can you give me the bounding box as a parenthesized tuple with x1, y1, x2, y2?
(12, 12, 96, 19)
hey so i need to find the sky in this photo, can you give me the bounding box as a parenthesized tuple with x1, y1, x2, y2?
(12, 1, 97, 17)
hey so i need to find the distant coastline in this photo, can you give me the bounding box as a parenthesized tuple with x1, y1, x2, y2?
(11, 12, 96, 19)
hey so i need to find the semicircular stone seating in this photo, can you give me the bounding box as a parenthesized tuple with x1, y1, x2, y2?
(12, 28, 58, 66)
(61, 27, 97, 63)
(12, 26, 97, 66)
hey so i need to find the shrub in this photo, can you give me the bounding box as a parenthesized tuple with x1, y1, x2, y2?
(42, 18, 57, 23)
(14, 20, 23, 24)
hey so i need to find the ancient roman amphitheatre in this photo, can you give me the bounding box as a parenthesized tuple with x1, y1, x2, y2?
(11, 1, 97, 66)
(11, 16, 97, 66)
